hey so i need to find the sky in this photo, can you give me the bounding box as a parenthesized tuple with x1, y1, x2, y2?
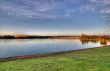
(0, 0, 110, 35)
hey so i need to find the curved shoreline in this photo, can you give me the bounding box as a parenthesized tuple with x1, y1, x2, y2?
(0, 45, 109, 61)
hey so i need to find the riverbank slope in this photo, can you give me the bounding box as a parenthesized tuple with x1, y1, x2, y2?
(0, 46, 110, 71)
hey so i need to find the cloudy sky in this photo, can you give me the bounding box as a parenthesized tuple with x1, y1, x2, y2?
(0, 0, 110, 35)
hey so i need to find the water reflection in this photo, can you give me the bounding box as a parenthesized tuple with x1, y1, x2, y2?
(0, 38, 109, 58)
(80, 39, 109, 45)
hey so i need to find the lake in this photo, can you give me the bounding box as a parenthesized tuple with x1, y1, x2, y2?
(0, 39, 109, 58)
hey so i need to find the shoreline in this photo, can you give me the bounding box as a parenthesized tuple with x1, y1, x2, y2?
(0, 45, 110, 61)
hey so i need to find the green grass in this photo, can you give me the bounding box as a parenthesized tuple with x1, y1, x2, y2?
(0, 46, 110, 71)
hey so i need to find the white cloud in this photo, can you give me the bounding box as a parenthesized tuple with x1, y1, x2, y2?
(101, 0, 110, 5)
(90, 0, 110, 4)
(81, 0, 110, 18)
(0, 0, 110, 19)
(0, 0, 58, 19)
(0, 0, 77, 19)
(101, 9, 110, 14)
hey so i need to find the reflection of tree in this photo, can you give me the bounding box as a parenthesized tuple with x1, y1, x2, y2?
(80, 39, 99, 45)
(100, 40, 107, 45)
(80, 38, 107, 45)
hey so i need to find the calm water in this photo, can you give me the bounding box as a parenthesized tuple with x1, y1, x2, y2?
(0, 39, 109, 58)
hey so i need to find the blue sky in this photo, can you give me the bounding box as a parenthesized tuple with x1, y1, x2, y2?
(0, 0, 110, 35)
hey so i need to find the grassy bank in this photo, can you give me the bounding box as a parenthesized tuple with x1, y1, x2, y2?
(0, 46, 110, 71)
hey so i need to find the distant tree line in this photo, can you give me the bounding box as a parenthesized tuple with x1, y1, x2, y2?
(80, 34, 110, 40)
(0, 35, 52, 39)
